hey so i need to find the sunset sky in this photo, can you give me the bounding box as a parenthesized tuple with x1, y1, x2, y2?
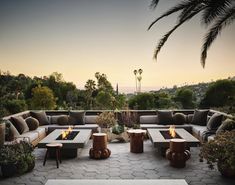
(0, 0, 234, 93)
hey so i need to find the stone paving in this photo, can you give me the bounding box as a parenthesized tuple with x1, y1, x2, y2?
(0, 140, 234, 185)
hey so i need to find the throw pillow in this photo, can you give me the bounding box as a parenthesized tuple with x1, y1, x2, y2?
(25, 117, 39, 131)
(31, 111, 49, 125)
(57, 115, 69, 125)
(157, 110, 173, 125)
(173, 113, 186, 125)
(216, 119, 235, 135)
(5, 120, 20, 141)
(191, 109, 209, 126)
(206, 113, 223, 131)
(68, 111, 85, 125)
(11, 116, 29, 134)
(186, 114, 194, 123)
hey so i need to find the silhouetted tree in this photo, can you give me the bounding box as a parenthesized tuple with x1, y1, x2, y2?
(149, 0, 235, 67)
(200, 79, 235, 108)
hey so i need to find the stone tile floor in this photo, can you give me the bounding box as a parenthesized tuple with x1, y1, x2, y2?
(0, 140, 234, 185)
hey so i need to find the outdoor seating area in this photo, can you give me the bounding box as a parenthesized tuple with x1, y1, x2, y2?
(0, 139, 234, 185)
(1, 0, 234, 184)
(0, 109, 235, 185)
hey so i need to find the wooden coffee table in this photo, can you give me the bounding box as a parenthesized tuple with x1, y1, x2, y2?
(147, 128, 200, 155)
(38, 129, 91, 158)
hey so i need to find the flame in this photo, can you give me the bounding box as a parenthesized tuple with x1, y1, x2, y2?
(61, 131, 67, 139)
(68, 126, 72, 133)
(61, 126, 73, 139)
(169, 125, 176, 138)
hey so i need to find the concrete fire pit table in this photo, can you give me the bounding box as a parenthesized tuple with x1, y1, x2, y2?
(147, 128, 200, 155)
(38, 129, 92, 158)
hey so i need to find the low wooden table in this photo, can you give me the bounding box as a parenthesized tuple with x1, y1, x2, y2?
(127, 129, 146, 153)
(45, 179, 188, 185)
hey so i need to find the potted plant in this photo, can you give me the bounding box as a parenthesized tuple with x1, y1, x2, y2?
(111, 124, 129, 142)
(0, 119, 6, 146)
(15, 141, 35, 174)
(96, 111, 117, 129)
(0, 140, 35, 177)
(96, 112, 117, 141)
(0, 144, 18, 177)
(200, 131, 235, 178)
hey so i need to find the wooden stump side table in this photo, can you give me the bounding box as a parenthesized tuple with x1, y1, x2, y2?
(127, 129, 146, 153)
(166, 139, 191, 168)
(89, 133, 111, 159)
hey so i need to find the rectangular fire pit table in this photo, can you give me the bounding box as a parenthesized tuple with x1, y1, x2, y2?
(38, 129, 92, 158)
(147, 128, 200, 155)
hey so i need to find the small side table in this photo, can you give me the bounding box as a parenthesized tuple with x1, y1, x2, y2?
(89, 133, 111, 159)
(166, 139, 191, 168)
(127, 129, 146, 153)
(43, 143, 63, 168)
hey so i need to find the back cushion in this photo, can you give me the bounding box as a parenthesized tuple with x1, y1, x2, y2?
(11, 116, 29, 134)
(50, 115, 64, 124)
(157, 110, 173, 125)
(206, 113, 223, 131)
(186, 114, 194, 123)
(25, 117, 39, 131)
(191, 109, 209, 126)
(173, 113, 186, 125)
(31, 111, 49, 125)
(216, 119, 235, 135)
(5, 120, 20, 141)
(57, 115, 69, 125)
(139, 115, 159, 124)
(68, 111, 85, 125)
(85, 115, 99, 124)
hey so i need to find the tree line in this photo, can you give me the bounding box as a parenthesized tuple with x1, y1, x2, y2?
(0, 70, 234, 117)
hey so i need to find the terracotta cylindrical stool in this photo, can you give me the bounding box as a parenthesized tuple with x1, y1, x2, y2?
(127, 129, 146, 153)
(89, 133, 111, 159)
(166, 139, 191, 168)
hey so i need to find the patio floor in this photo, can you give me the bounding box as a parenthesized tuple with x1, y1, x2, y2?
(0, 140, 234, 185)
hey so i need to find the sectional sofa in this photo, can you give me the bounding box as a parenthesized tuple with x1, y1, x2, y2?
(3, 110, 100, 146)
(139, 109, 235, 142)
(2, 109, 235, 146)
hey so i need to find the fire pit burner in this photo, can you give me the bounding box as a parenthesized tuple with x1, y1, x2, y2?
(160, 130, 182, 139)
(56, 131, 79, 140)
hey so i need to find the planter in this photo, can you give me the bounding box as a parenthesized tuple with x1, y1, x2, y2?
(101, 128, 112, 141)
(217, 161, 235, 178)
(1, 162, 17, 178)
(0, 122, 6, 146)
(110, 131, 129, 142)
(27, 158, 35, 172)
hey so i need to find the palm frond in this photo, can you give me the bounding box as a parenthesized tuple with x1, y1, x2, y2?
(154, 7, 204, 60)
(201, 6, 235, 67)
(202, 0, 233, 26)
(179, 0, 204, 22)
(150, 0, 160, 10)
(148, 0, 198, 30)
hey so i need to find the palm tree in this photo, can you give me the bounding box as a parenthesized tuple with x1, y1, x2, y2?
(85, 79, 96, 109)
(133, 69, 138, 93)
(148, 0, 235, 68)
(138, 69, 143, 92)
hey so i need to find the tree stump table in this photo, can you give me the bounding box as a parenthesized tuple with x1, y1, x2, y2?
(166, 139, 191, 168)
(127, 129, 146, 153)
(89, 133, 111, 159)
